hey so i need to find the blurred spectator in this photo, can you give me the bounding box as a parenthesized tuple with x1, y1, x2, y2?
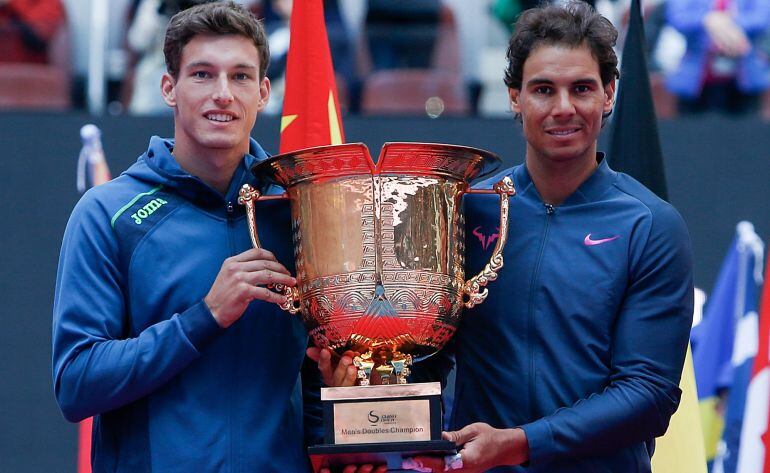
(126, 0, 171, 114)
(490, 0, 552, 32)
(261, 0, 355, 114)
(444, 0, 508, 115)
(261, 0, 293, 82)
(365, 0, 441, 70)
(126, 0, 214, 115)
(490, 0, 520, 33)
(63, 0, 133, 109)
(0, 0, 66, 64)
(259, 0, 291, 114)
(666, 0, 770, 114)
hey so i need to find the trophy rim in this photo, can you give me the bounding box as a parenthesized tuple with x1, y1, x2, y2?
(251, 142, 502, 186)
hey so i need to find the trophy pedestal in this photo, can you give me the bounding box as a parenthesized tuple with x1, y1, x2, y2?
(308, 382, 455, 473)
(309, 440, 456, 472)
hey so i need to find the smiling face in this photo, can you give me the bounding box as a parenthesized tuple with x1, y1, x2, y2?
(161, 34, 269, 162)
(510, 42, 615, 169)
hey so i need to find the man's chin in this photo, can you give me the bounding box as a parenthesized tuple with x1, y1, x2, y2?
(198, 136, 247, 151)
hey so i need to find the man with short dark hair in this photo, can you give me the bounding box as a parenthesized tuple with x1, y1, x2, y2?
(413, 2, 694, 472)
(52, 2, 318, 471)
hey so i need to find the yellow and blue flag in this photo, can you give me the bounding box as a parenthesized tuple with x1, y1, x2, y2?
(692, 222, 764, 468)
(711, 223, 764, 473)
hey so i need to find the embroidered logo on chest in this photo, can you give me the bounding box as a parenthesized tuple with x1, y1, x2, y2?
(131, 198, 169, 224)
(583, 233, 621, 246)
(473, 226, 500, 251)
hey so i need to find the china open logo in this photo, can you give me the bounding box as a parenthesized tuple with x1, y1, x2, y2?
(368, 410, 397, 426)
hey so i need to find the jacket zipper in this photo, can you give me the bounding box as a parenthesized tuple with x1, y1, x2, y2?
(226, 201, 236, 256)
(527, 203, 554, 419)
(225, 199, 236, 472)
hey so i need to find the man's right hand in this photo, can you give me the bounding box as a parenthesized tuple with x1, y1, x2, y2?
(204, 248, 296, 328)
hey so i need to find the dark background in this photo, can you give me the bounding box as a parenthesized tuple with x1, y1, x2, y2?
(1, 112, 768, 472)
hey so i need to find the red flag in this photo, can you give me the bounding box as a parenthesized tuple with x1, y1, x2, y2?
(279, 0, 345, 153)
(78, 417, 92, 473)
(737, 256, 770, 472)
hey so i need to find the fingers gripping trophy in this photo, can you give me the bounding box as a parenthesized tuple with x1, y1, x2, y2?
(239, 142, 515, 470)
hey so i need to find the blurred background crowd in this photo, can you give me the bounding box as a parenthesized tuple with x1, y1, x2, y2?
(2, 0, 769, 119)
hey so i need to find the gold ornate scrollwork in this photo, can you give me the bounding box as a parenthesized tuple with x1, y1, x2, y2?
(238, 184, 301, 315)
(238, 184, 262, 249)
(462, 176, 516, 309)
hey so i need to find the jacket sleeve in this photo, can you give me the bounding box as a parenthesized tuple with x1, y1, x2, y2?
(52, 192, 224, 423)
(520, 204, 694, 465)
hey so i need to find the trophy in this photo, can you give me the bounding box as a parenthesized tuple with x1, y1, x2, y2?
(239, 142, 515, 472)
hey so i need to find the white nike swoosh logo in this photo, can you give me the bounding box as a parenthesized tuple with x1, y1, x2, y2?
(584, 234, 621, 246)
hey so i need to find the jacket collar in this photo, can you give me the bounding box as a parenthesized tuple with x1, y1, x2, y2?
(513, 152, 615, 207)
(140, 136, 272, 205)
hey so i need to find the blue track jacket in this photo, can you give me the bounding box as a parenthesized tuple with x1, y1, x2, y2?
(52, 137, 320, 472)
(447, 156, 694, 472)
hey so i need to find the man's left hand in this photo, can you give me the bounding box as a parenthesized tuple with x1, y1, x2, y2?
(405, 423, 529, 472)
(306, 347, 358, 387)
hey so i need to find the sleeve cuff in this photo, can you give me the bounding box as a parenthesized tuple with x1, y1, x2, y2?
(520, 418, 555, 465)
(177, 300, 225, 351)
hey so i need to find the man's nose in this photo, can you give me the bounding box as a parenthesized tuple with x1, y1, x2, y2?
(212, 75, 234, 104)
(552, 89, 575, 116)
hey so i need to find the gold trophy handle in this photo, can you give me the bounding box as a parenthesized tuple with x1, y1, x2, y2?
(462, 176, 516, 308)
(238, 184, 301, 314)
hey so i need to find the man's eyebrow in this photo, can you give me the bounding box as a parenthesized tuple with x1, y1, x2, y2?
(526, 77, 555, 86)
(573, 77, 600, 85)
(184, 61, 214, 69)
(183, 61, 258, 70)
(525, 77, 601, 87)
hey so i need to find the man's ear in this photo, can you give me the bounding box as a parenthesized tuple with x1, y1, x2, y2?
(161, 73, 176, 108)
(603, 78, 616, 115)
(509, 88, 521, 115)
(256, 76, 271, 112)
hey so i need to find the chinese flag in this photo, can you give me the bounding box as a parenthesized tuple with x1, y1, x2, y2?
(78, 417, 92, 473)
(279, 0, 345, 153)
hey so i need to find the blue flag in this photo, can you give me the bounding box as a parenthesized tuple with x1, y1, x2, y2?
(712, 223, 764, 473)
(692, 222, 764, 468)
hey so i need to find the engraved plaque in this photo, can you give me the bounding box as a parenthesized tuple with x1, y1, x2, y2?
(333, 399, 431, 444)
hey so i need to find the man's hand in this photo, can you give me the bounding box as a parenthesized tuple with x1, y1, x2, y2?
(703, 11, 750, 57)
(405, 424, 529, 472)
(204, 248, 296, 328)
(306, 347, 358, 387)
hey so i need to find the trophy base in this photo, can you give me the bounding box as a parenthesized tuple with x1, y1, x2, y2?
(309, 440, 456, 473)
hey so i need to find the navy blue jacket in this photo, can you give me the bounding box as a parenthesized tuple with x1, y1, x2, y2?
(451, 156, 694, 472)
(52, 137, 319, 472)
